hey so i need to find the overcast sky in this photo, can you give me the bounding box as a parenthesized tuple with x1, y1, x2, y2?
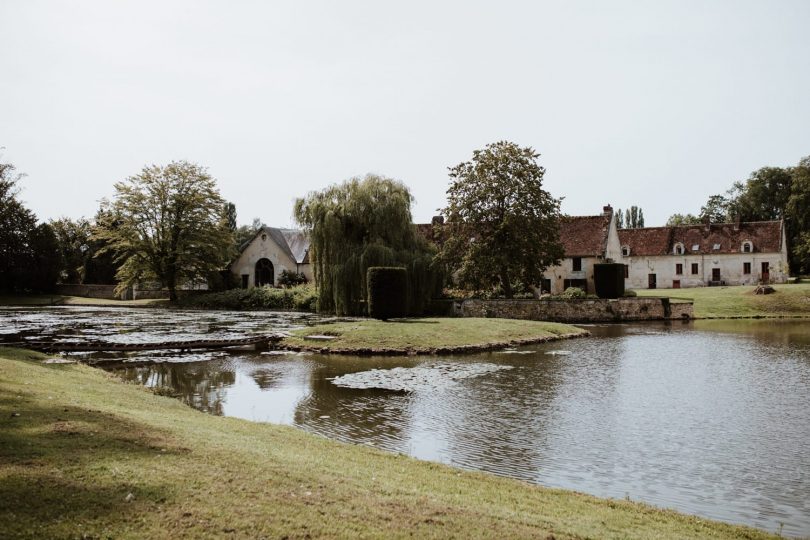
(2, 1, 809, 227)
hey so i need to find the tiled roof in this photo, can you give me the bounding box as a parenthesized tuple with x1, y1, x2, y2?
(239, 226, 311, 264)
(558, 214, 612, 257)
(618, 221, 783, 256)
(415, 213, 612, 257)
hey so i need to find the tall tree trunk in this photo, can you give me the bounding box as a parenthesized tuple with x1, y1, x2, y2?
(500, 266, 513, 299)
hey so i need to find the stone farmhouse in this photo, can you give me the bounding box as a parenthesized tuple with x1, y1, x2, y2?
(618, 220, 789, 289)
(230, 226, 313, 288)
(230, 209, 788, 292)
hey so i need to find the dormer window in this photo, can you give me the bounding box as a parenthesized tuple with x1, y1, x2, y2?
(713, 243, 721, 251)
(691, 244, 700, 252)
(673, 243, 685, 255)
(742, 241, 752, 253)
(621, 245, 630, 257)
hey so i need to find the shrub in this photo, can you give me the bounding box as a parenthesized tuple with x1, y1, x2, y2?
(367, 267, 407, 320)
(278, 270, 308, 288)
(623, 289, 638, 297)
(561, 287, 586, 299)
(176, 284, 318, 311)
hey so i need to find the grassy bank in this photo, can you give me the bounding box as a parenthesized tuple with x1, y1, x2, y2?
(0, 294, 166, 307)
(0, 348, 776, 539)
(635, 283, 810, 318)
(280, 318, 585, 355)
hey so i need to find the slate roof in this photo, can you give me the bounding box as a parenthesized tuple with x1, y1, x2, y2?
(558, 214, 612, 257)
(618, 221, 783, 256)
(239, 226, 310, 264)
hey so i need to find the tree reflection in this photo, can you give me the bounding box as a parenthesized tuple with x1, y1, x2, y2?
(116, 361, 235, 416)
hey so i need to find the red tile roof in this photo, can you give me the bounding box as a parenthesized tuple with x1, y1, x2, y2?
(618, 221, 783, 256)
(558, 214, 612, 257)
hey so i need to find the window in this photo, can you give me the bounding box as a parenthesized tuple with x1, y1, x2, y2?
(691, 244, 700, 252)
(676, 263, 683, 275)
(624, 264, 629, 278)
(621, 246, 630, 257)
(742, 241, 752, 253)
(743, 262, 751, 274)
(713, 243, 721, 251)
(691, 263, 699, 275)
(572, 257, 582, 271)
(673, 243, 684, 255)
(241, 274, 249, 289)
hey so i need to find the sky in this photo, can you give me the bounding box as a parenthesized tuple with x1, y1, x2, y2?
(1, 0, 809, 227)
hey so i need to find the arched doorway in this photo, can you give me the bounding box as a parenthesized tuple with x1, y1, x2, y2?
(255, 258, 274, 287)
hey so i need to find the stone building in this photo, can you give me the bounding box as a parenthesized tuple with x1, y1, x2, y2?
(618, 220, 789, 289)
(230, 227, 313, 288)
(539, 205, 622, 294)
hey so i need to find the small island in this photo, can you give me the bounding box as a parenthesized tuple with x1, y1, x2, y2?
(280, 317, 588, 355)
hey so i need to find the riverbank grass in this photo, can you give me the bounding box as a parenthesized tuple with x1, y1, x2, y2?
(0, 347, 777, 539)
(635, 283, 810, 318)
(281, 317, 587, 354)
(0, 294, 167, 307)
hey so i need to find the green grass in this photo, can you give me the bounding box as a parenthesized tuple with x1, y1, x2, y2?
(281, 317, 587, 354)
(0, 347, 778, 539)
(635, 283, 810, 318)
(0, 294, 167, 307)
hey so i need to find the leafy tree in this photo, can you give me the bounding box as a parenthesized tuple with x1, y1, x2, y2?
(294, 174, 439, 315)
(787, 157, 810, 273)
(93, 161, 234, 301)
(666, 213, 701, 226)
(698, 194, 730, 223)
(615, 208, 624, 229)
(223, 202, 237, 233)
(623, 206, 645, 228)
(234, 217, 263, 251)
(0, 161, 37, 291)
(726, 167, 793, 222)
(439, 141, 563, 298)
(50, 217, 92, 283)
(27, 223, 61, 292)
(0, 160, 61, 292)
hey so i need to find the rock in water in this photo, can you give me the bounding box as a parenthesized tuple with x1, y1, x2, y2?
(331, 362, 513, 392)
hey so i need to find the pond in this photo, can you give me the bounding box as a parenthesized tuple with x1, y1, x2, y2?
(2, 306, 809, 537)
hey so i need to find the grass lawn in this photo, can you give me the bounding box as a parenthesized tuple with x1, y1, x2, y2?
(0, 294, 167, 307)
(281, 317, 587, 354)
(635, 283, 810, 318)
(0, 347, 778, 539)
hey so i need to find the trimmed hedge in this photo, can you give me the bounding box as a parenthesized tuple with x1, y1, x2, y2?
(367, 267, 407, 320)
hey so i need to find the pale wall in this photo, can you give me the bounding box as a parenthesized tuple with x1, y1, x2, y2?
(542, 256, 600, 294)
(624, 252, 789, 289)
(231, 234, 312, 287)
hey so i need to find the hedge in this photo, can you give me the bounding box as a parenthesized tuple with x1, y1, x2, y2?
(367, 267, 407, 320)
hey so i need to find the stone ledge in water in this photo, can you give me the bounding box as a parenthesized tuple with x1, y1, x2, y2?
(331, 362, 513, 392)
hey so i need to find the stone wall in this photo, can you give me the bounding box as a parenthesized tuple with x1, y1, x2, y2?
(55, 284, 129, 300)
(460, 297, 693, 323)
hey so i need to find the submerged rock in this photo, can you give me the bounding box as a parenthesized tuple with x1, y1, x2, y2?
(331, 362, 513, 392)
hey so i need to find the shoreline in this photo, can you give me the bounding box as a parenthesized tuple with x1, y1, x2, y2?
(0, 347, 779, 539)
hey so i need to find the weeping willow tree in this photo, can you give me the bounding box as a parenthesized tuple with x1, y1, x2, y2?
(294, 174, 440, 316)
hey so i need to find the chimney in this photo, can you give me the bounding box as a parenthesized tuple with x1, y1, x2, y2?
(602, 204, 613, 216)
(733, 215, 741, 231)
(704, 215, 711, 232)
(431, 215, 445, 226)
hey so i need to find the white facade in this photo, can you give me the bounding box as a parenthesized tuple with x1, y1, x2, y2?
(620, 221, 789, 290)
(230, 228, 313, 288)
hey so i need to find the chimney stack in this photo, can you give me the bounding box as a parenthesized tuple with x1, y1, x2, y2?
(431, 215, 445, 226)
(603, 204, 613, 216)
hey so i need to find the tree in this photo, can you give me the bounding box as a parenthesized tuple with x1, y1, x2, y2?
(0, 160, 61, 292)
(666, 213, 701, 226)
(699, 194, 730, 223)
(223, 202, 237, 232)
(93, 161, 234, 301)
(234, 217, 263, 251)
(787, 157, 810, 274)
(294, 174, 439, 316)
(0, 161, 37, 291)
(615, 208, 624, 229)
(726, 167, 793, 222)
(50, 217, 92, 283)
(439, 141, 563, 298)
(623, 206, 645, 228)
